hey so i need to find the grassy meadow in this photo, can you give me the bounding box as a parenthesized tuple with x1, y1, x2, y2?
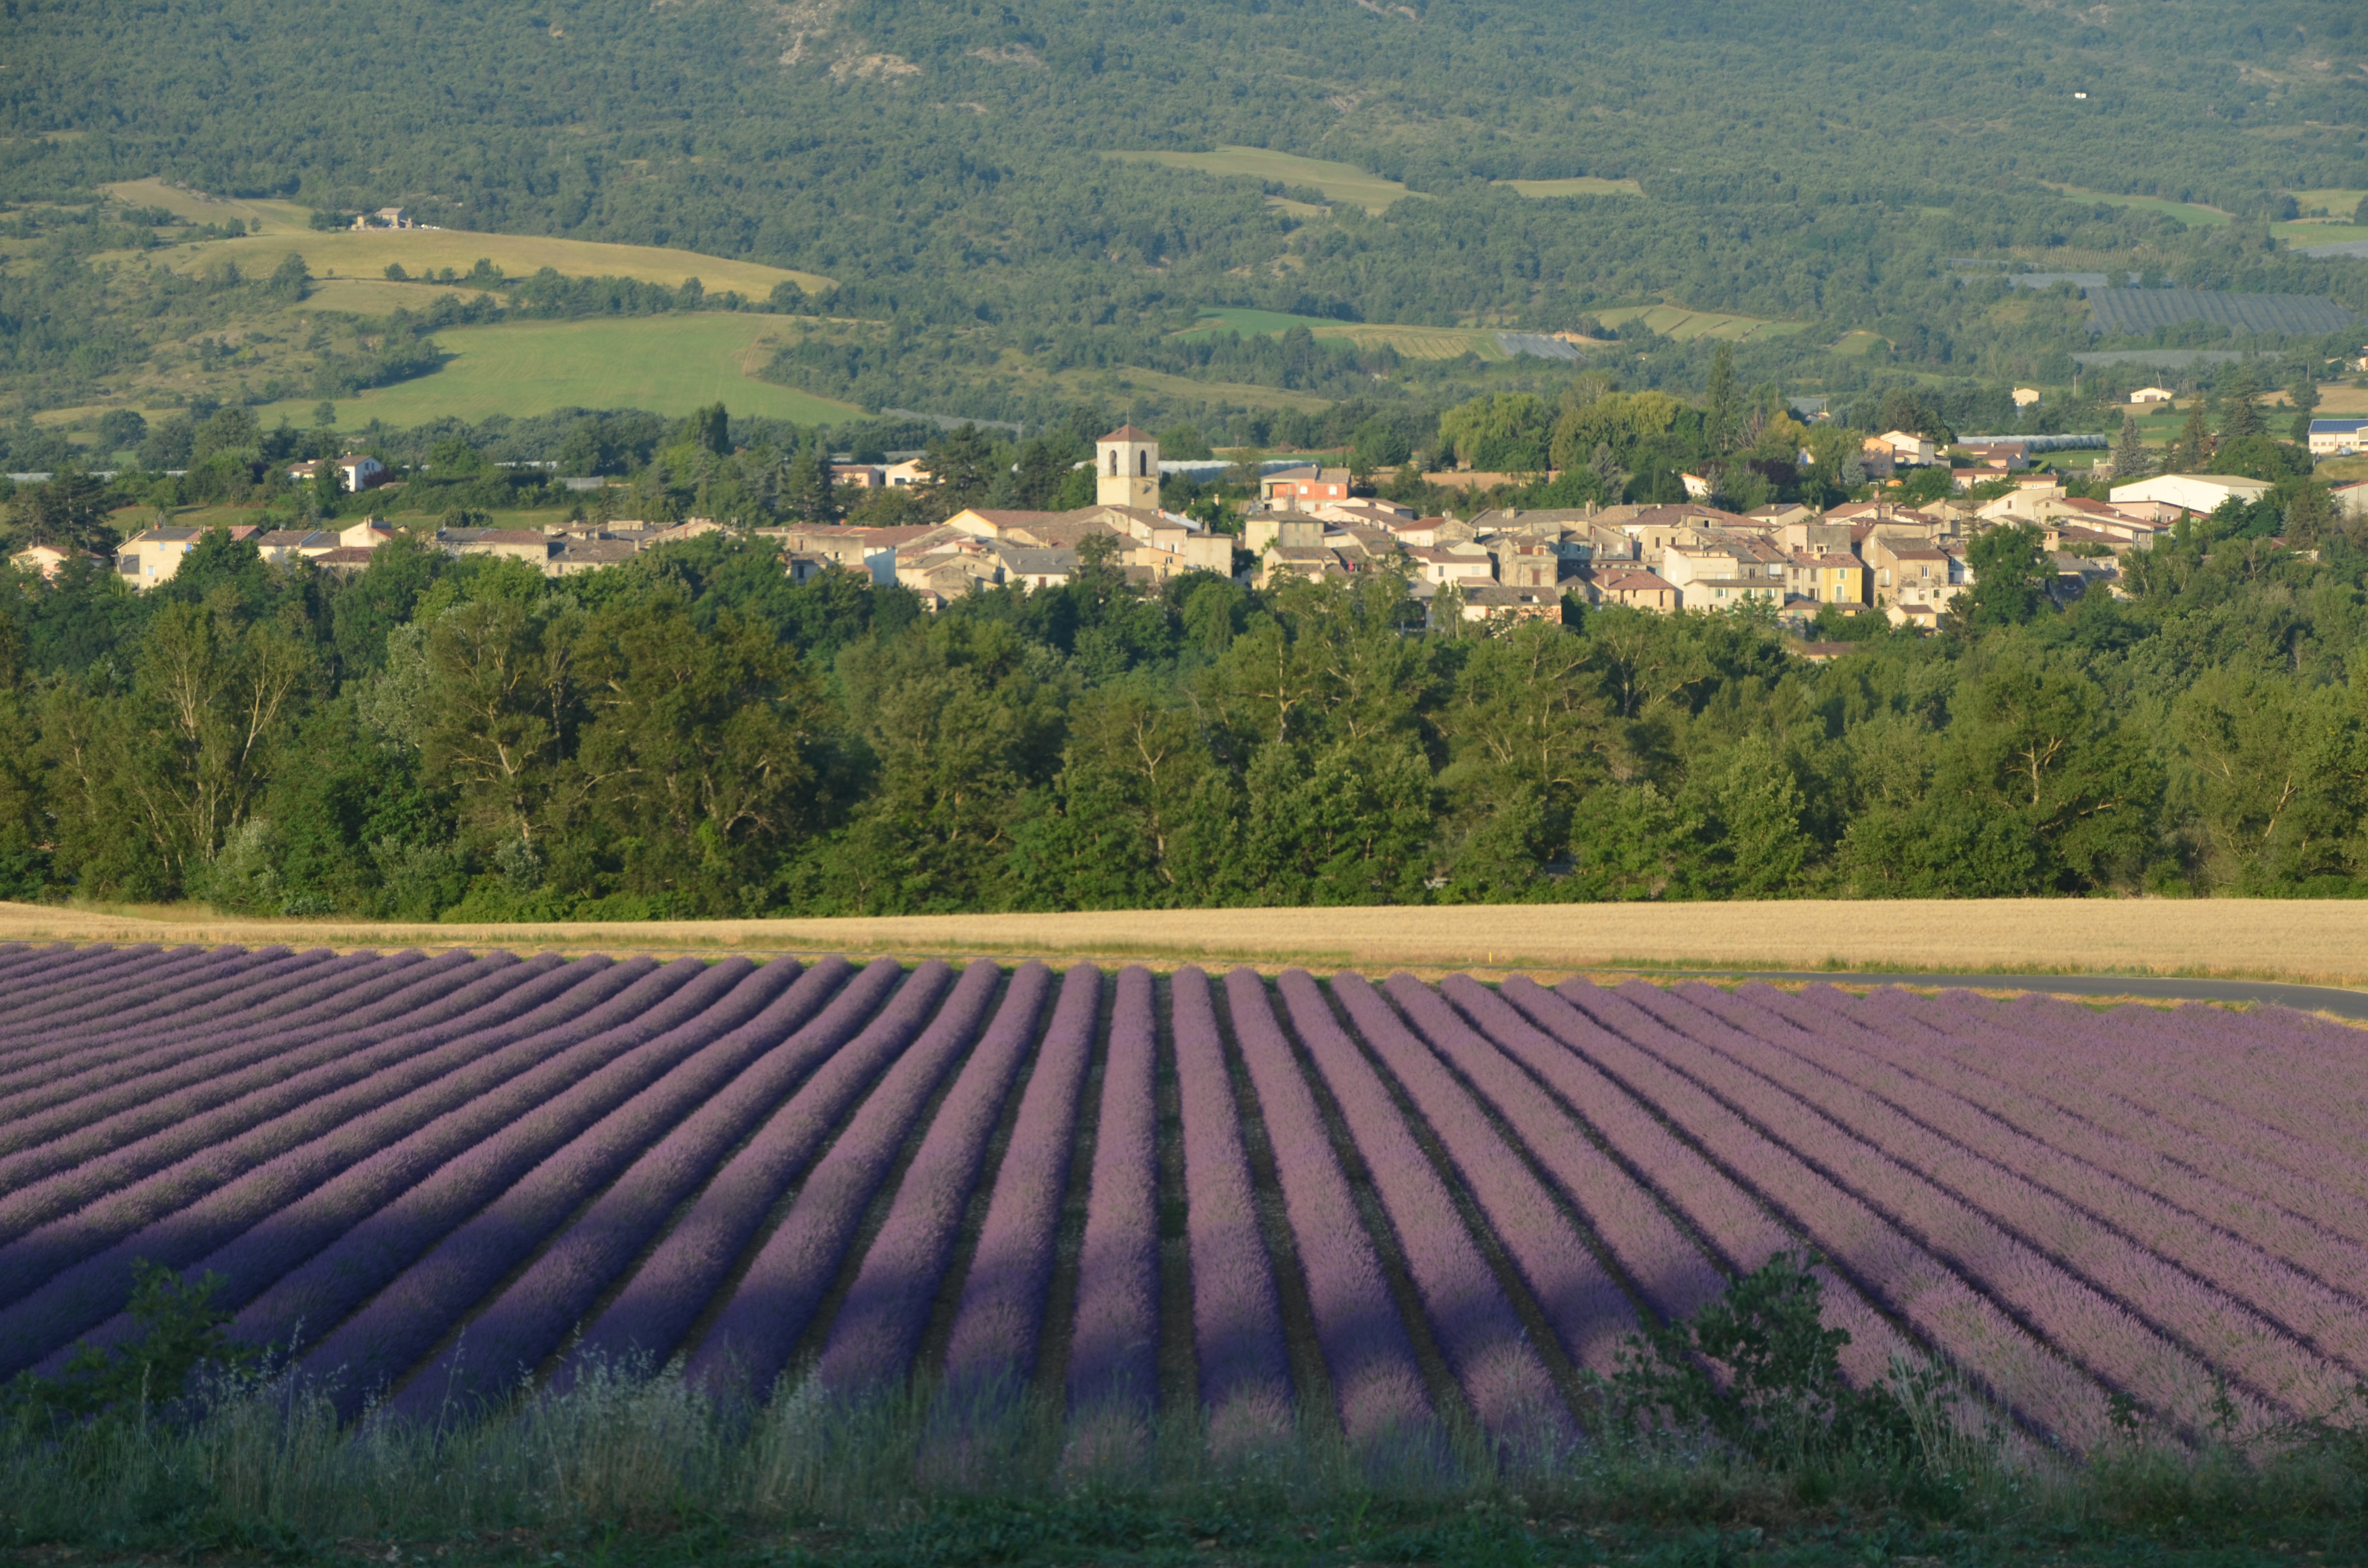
(2043, 183, 2232, 226)
(102, 177, 317, 235)
(1103, 146, 1422, 212)
(1496, 176, 1646, 198)
(246, 315, 861, 427)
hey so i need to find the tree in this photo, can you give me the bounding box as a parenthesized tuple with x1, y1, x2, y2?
(2109, 412, 2152, 481)
(40, 600, 316, 897)
(1439, 392, 1548, 471)
(415, 593, 587, 847)
(682, 402, 730, 457)
(1705, 342, 1739, 454)
(2282, 481, 2335, 550)
(1351, 418, 1411, 473)
(784, 439, 841, 524)
(265, 252, 311, 302)
(1957, 522, 2049, 630)
(999, 437, 1072, 509)
(1694, 734, 1814, 897)
(1950, 648, 2156, 890)
(312, 460, 344, 512)
(925, 424, 999, 513)
(1158, 424, 1215, 461)
(571, 592, 827, 913)
(11, 472, 114, 552)
(2218, 365, 2263, 442)
(2170, 401, 2210, 472)
(2287, 373, 2319, 444)
(96, 409, 148, 454)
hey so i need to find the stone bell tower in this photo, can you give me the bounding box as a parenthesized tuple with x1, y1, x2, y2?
(1095, 424, 1160, 508)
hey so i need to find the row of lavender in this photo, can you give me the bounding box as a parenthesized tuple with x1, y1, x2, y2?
(0, 943, 2362, 1460)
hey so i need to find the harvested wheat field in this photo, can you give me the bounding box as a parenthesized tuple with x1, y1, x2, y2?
(0, 943, 2362, 1464)
(9, 900, 2368, 985)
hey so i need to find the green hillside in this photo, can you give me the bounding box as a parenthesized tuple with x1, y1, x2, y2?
(6, 0, 2367, 438)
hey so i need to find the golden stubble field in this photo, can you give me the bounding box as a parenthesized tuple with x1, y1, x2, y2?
(7, 900, 2368, 987)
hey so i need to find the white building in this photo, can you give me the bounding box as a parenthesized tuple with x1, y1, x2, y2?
(289, 454, 388, 491)
(2108, 474, 2275, 514)
(2129, 387, 2176, 405)
(2308, 419, 2367, 457)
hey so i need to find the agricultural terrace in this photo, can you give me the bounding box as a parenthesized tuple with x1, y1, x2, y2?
(147, 225, 832, 298)
(1591, 305, 1807, 343)
(1178, 309, 1508, 360)
(247, 316, 863, 428)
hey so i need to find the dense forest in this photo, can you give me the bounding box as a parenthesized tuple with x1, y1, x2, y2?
(0, 410, 2363, 917)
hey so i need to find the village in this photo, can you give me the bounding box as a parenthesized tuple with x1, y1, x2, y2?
(24, 420, 2368, 639)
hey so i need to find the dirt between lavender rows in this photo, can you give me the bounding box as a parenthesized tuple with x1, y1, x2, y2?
(6, 899, 2368, 995)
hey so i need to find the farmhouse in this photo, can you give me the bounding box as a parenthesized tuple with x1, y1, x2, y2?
(286, 454, 389, 491)
(114, 526, 206, 588)
(2130, 386, 2176, 404)
(9, 543, 99, 580)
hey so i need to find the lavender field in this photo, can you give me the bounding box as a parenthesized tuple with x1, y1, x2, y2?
(1, 941, 2363, 1461)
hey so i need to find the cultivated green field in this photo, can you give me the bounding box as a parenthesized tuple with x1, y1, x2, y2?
(144, 223, 832, 298)
(1593, 304, 1806, 342)
(2044, 183, 2231, 226)
(2274, 218, 2368, 247)
(1178, 307, 1505, 360)
(1102, 147, 1422, 212)
(1829, 329, 1888, 356)
(248, 316, 861, 427)
(1497, 176, 1645, 198)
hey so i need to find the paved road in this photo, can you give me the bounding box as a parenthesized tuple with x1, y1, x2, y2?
(1638, 971, 2368, 1021)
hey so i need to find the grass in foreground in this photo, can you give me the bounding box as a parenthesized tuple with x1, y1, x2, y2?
(6, 1262, 2364, 1567)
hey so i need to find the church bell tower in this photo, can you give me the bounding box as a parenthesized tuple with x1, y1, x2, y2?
(1095, 424, 1160, 509)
